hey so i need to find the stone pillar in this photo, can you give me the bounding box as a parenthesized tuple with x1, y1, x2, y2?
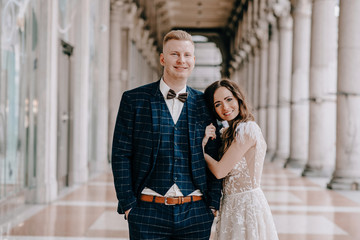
(233, 54, 242, 80)
(285, 0, 311, 168)
(247, 54, 254, 108)
(246, 2, 254, 105)
(273, 1, 293, 165)
(240, 60, 248, 90)
(108, 1, 134, 157)
(257, 21, 269, 139)
(266, 15, 279, 161)
(35, 0, 59, 203)
(239, 50, 248, 90)
(95, 0, 110, 171)
(70, 0, 91, 184)
(303, 0, 337, 177)
(237, 68, 242, 88)
(328, 0, 360, 190)
(243, 42, 253, 99)
(252, 45, 260, 120)
(120, 19, 132, 89)
(259, 0, 267, 19)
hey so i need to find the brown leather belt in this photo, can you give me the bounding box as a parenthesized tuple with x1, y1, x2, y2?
(140, 194, 202, 205)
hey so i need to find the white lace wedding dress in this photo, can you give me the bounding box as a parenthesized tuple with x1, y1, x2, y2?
(215, 121, 278, 240)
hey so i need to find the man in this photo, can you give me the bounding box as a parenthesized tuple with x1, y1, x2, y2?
(111, 30, 222, 239)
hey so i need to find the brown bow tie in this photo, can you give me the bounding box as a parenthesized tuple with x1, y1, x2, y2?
(167, 89, 188, 103)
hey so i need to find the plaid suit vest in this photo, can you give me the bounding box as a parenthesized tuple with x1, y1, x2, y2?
(146, 100, 196, 196)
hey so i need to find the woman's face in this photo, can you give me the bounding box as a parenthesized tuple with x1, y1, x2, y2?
(213, 87, 239, 122)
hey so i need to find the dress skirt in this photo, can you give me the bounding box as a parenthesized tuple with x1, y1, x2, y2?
(214, 188, 279, 240)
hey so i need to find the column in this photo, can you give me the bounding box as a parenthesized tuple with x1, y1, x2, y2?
(70, 0, 90, 184)
(303, 0, 337, 177)
(242, 42, 252, 99)
(257, 20, 269, 139)
(285, 0, 311, 168)
(247, 54, 254, 107)
(239, 50, 248, 91)
(95, 0, 110, 171)
(328, 0, 360, 190)
(120, 16, 132, 89)
(35, 0, 59, 203)
(108, 1, 134, 158)
(239, 59, 248, 91)
(266, 14, 279, 161)
(273, 1, 293, 165)
(252, 44, 260, 120)
(246, 2, 254, 105)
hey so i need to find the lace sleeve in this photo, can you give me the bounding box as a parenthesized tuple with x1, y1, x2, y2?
(235, 121, 263, 146)
(234, 121, 266, 188)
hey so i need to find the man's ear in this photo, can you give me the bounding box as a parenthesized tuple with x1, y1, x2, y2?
(160, 53, 165, 66)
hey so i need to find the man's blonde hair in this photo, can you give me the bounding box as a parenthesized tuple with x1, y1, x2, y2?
(163, 30, 194, 48)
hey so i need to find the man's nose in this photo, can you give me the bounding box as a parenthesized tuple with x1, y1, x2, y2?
(177, 55, 185, 63)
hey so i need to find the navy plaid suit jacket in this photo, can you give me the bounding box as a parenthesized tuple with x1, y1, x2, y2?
(111, 80, 222, 214)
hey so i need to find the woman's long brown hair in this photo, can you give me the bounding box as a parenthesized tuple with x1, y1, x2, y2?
(204, 79, 254, 156)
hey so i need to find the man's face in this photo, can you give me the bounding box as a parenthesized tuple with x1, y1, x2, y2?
(160, 39, 195, 81)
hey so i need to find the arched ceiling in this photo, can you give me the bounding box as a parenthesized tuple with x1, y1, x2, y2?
(136, 0, 242, 76)
(138, 0, 239, 46)
(153, 0, 236, 29)
(111, 0, 245, 76)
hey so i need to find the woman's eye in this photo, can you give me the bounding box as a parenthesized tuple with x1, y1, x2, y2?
(226, 98, 233, 102)
(214, 103, 221, 108)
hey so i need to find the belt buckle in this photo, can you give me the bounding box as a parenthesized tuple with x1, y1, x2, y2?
(164, 197, 176, 205)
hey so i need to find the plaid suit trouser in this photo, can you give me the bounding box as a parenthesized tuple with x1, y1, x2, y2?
(127, 199, 214, 240)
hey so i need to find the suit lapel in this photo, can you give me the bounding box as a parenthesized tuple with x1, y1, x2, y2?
(187, 88, 197, 157)
(150, 82, 162, 160)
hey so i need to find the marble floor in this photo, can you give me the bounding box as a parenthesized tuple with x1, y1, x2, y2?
(1, 162, 360, 240)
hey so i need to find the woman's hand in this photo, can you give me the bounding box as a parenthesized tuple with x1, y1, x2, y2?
(202, 123, 216, 151)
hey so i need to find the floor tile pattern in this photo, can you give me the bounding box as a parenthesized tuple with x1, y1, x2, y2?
(1, 162, 360, 240)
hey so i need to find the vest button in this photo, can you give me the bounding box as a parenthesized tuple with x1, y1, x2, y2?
(174, 177, 177, 181)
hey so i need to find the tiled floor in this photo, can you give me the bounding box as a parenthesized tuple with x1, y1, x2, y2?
(1, 162, 360, 240)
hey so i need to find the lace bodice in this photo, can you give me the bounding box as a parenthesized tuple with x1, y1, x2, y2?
(222, 121, 267, 196)
(214, 122, 278, 240)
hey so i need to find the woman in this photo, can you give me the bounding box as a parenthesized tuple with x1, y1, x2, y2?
(202, 79, 278, 240)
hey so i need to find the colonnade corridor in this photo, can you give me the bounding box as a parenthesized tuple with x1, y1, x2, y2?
(1, 161, 360, 240)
